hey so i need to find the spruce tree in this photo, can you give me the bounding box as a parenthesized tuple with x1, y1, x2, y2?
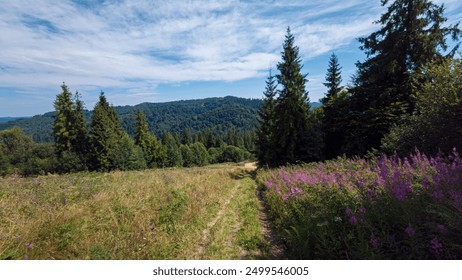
(322, 53, 343, 105)
(134, 109, 164, 168)
(180, 128, 193, 145)
(346, 0, 461, 155)
(53, 83, 88, 172)
(321, 54, 346, 159)
(162, 131, 183, 167)
(89, 92, 123, 171)
(72, 91, 89, 165)
(256, 70, 277, 166)
(53, 83, 74, 157)
(272, 27, 312, 165)
(180, 144, 194, 167)
(190, 142, 209, 167)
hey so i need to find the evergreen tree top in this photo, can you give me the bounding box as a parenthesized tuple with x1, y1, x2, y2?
(359, 0, 461, 71)
(276, 27, 309, 103)
(322, 53, 343, 106)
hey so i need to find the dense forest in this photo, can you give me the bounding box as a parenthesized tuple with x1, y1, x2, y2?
(256, 0, 462, 167)
(1, 90, 275, 174)
(0, 96, 264, 143)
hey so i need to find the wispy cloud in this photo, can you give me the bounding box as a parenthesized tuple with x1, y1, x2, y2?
(0, 0, 461, 115)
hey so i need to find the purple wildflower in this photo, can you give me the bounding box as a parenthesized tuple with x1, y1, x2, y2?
(436, 224, 448, 234)
(430, 237, 443, 256)
(148, 225, 154, 231)
(369, 235, 380, 249)
(349, 215, 358, 225)
(25, 243, 33, 250)
(345, 208, 353, 216)
(359, 206, 367, 215)
(405, 225, 415, 237)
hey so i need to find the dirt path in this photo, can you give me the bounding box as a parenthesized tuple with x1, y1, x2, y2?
(192, 163, 286, 259)
(256, 188, 287, 259)
(193, 182, 240, 259)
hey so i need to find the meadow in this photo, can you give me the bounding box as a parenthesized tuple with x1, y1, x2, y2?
(0, 164, 268, 260)
(257, 149, 462, 259)
(3, 149, 462, 260)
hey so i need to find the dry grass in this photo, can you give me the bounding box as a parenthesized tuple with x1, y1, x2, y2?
(0, 164, 265, 260)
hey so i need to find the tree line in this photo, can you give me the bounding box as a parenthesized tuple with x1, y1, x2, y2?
(0, 96, 261, 144)
(0, 87, 255, 175)
(256, 0, 462, 167)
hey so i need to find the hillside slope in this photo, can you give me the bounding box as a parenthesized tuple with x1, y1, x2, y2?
(0, 96, 263, 142)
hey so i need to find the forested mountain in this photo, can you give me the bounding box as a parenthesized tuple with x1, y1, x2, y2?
(0, 96, 264, 142)
(0, 117, 27, 123)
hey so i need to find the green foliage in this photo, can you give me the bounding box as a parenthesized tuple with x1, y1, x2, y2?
(256, 70, 277, 166)
(111, 134, 146, 171)
(220, 145, 250, 163)
(189, 142, 209, 167)
(89, 93, 122, 171)
(53, 84, 89, 172)
(162, 132, 183, 168)
(382, 57, 462, 154)
(53, 83, 74, 155)
(321, 54, 346, 159)
(207, 147, 220, 164)
(0, 142, 11, 176)
(321, 53, 343, 104)
(0, 126, 35, 167)
(88, 93, 144, 171)
(22, 143, 58, 176)
(345, 0, 461, 156)
(257, 28, 324, 167)
(1, 96, 262, 143)
(0, 127, 57, 176)
(134, 110, 165, 168)
(180, 144, 194, 167)
(272, 27, 312, 165)
(259, 151, 462, 259)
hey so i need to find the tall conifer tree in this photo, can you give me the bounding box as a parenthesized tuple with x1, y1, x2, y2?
(272, 27, 312, 165)
(256, 70, 277, 166)
(322, 53, 343, 105)
(89, 92, 123, 171)
(162, 131, 183, 167)
(135, 109, 165, 168)
(53, 83, 74, 157)
(346, 0, 461, 155)
(53, 83, 88, 171)
(72, 91, 89, 164)
(321, 54, 346, 159)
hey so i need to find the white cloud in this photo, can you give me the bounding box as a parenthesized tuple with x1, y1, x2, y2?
(0, 0, 461, 114)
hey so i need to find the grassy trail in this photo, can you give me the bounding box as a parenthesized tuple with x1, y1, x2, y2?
(0, 164, 275, 260)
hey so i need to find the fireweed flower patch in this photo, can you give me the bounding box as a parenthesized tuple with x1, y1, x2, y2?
(257, 149, 462, 259)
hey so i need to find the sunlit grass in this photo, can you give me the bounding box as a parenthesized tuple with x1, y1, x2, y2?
(0, 164, 264, 260)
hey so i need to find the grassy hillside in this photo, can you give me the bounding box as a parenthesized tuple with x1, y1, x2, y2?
(0, 164, 269, 260)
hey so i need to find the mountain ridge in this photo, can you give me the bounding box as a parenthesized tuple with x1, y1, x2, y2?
(0, 96, 321, 143)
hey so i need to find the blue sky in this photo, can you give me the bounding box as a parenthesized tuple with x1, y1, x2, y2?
(1, 0, 461, 117)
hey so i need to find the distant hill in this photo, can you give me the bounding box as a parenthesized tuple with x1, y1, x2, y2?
(0, 96, 263, 143)
(311, 102, 321, 108)
(0, 117, 28, 123)
(0, 97, 323, 143)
